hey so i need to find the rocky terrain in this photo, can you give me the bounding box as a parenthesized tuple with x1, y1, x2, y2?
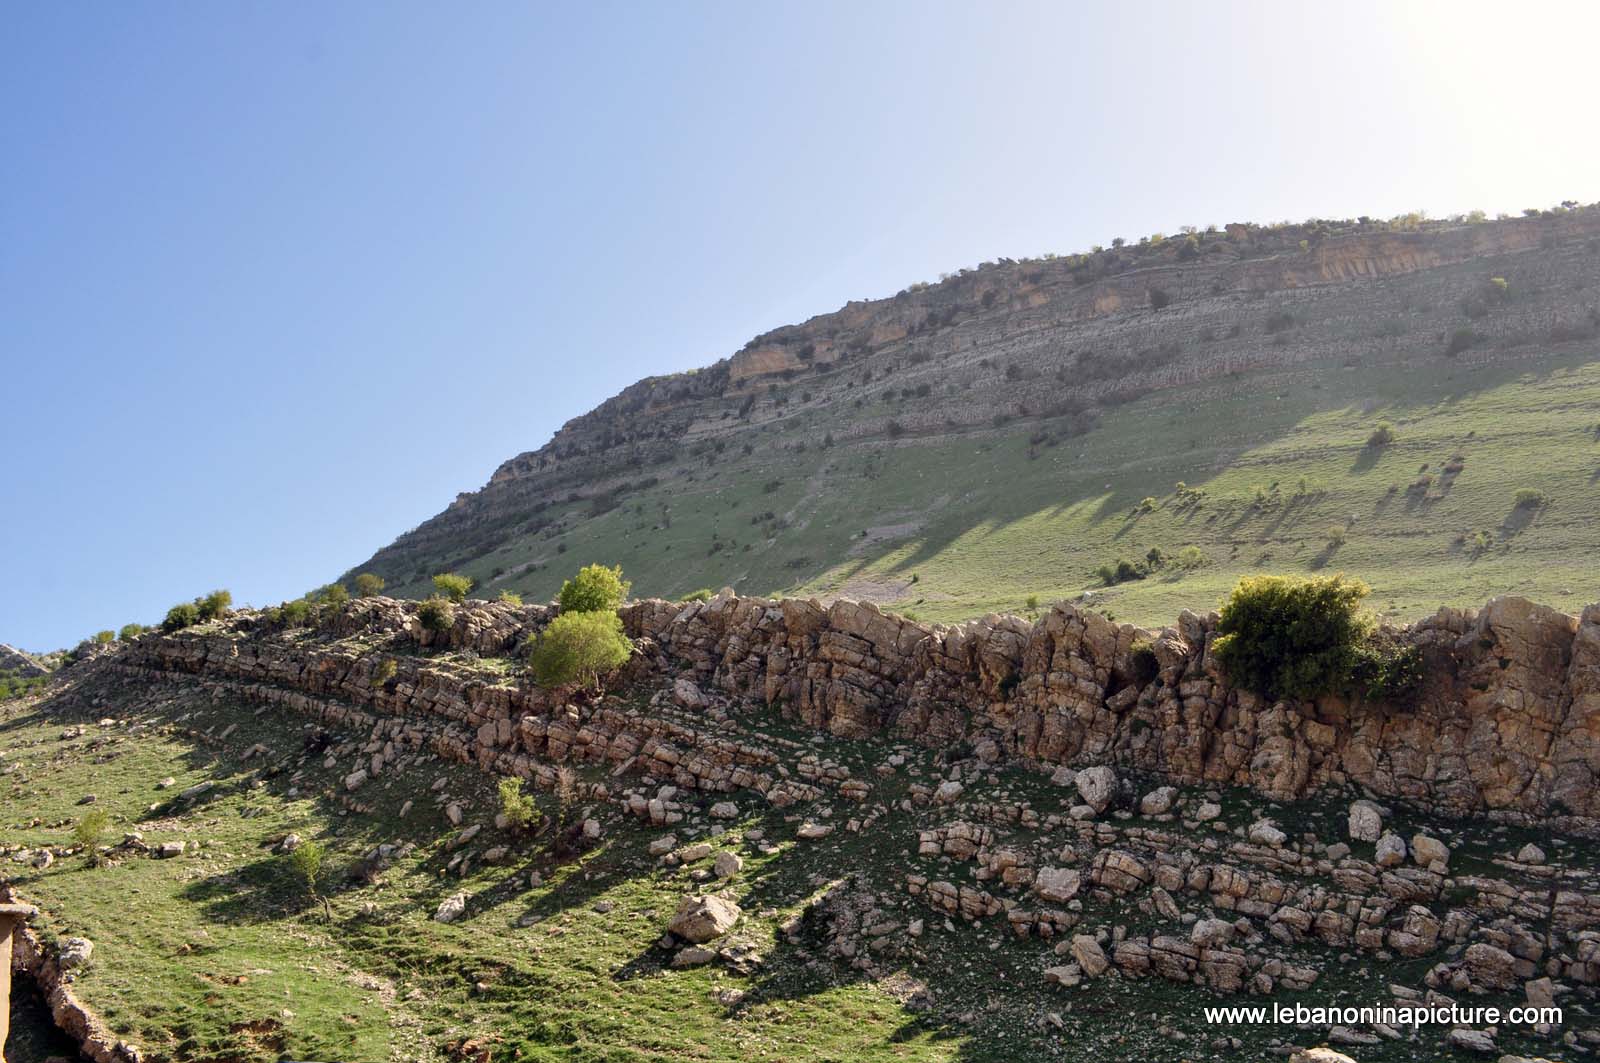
(341, 205, 1600, 625)
(7, 591, 1597, 1060)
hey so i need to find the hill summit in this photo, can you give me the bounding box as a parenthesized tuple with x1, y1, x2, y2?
(346, 205, 1600, 625)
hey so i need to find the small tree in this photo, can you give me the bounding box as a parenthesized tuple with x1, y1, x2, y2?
(1513, 488, 1547, 509)
(287, 839, 331, 921)
(557, 564, 631, 614)
(497, 776, 541, 832)
(94, 630, 115, 645)
(1366, 422, 1396, 447)
(353, 572, 386, 597)
(73, 808, 111, 866)
(118, 623, 146, 642)
(417, 597, 455, 633)
(322, 583, 349, 607)
(162, 601, 201, 632)
(432, 573, 472, 603)
(1175, 545, 1209, 570)
(1212, 574, 1373, 701)
(197, 589, 233, 620)
(529, 611, 633, 693)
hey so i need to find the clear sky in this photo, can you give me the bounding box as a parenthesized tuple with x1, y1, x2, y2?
(4, 1, 1598, 651)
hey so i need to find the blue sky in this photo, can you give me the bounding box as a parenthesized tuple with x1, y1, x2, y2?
(4, 1, 1598, 651)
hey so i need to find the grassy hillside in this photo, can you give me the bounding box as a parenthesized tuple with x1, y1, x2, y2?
(403, 345, 1600, 627)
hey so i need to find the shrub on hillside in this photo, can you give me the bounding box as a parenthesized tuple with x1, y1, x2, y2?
(73, 808, 111, 866)
(118, 623, 146, 642)
(162, 601, 201, 632)
(322, 583, 349, 607)
(497, 590, 524, 606)
(1096, 558, 1146, 586)
(1513, 488, 1547, 509)
(557, 564, 630, 614)
(681, 588, 713, 603)
(371, 658, 398, 688)
(1349, 633, 1424, 704)
(432, 573, 472, 603)
(529, 611, 634, 693)
(498, 776, 541, 832)
(1445, 327, 1476, 356)
(281, 599, 311, 626)
(1366, 422, 1396, 447)
(197, 590, 233, 621)
(1175, 545, 1210, 570)
(1128, 639, 1160, 685)
(94, 630, 114, 645)
(1212, 574, 1374, 701)
(354, 572, 386, 597)
(417, 597, 455, 634)
(1148, 287, 1172, 310)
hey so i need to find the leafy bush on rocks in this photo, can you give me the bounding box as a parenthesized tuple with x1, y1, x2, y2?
(529, 611, 633, 692)
(417, 597, 455, 633)
(432, 573, 472, 603)
(557, 563, 630, 614)
(1213, 574, 1374, 701)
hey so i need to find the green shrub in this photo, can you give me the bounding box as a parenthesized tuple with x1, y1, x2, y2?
(432, 573, 472, 602)
(322, 583, 349, 607)
(197, 589, 233, 620)
(371, 658, 397, 687)
(162, 602, 201, 632)
(1513, 488, 1547, 509)
(1366, 422, 1396, 447)
(73, 807, 111, 865)
(118, 623, 146, 642)
(285, 839, 331, 920)
(1327, 523, 1348, 546)
(1445, 327, 1476, 356)
(1148, 287, 1172, 310)
(1097, 558, 1146, 586)
(1175, 545, 1210, 570)
(1350, 634, 1424, 704)
(1212, 574, 1373, 701)
(1025, 594, 1040, 612)
(354, 572, 386, 597)
(497, 776, 541, 832)
(280, 599, 311, 626)
(681, 588, 714, 603)
(557, 564, 630, 614)
(497, 590, 524, 606)
(417, 597, 455, 633)
(94, 630, 115, 645)
(528, 611, 634, 692)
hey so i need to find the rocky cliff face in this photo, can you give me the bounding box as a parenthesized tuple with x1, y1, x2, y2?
(112, 590, 1600, 828)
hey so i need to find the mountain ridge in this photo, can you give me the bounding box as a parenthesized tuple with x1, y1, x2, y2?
(345, 204, 1600, 625)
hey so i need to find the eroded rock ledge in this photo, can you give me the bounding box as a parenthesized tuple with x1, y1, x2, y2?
(111, 590, 1600, 827)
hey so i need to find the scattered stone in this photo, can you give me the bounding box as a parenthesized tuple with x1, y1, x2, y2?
(1411, 833, 1450, 869)
(1515, 842, 1546, 865)
(797, 822, 834, 840)
(1075, 766, 1117, 813)
(672, 945, 717, 967)
(1375, 832, 1407, 867)
(1348, 800, 1383, 842)
(58, 937, 94, 970)
(1444, 1028, 1496, 1053)
(154, 841, 185, 859)
(712, 851, 743, 879)
(649, 835, 678, 857)
(1249, 820, 1287, 847)
(709, 801, 739, 819)
(433, 892, 468, 923)
(1139, 786, 1178, 816)
(667, 895, 741, 943)
(933, 780, 964, 805)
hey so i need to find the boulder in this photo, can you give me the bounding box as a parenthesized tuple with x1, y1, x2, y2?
(1411, 833, 1450, 869)
(1515, 842, 1546, 865)
(712, 851, 743, 879)
(1348, 800, 1383, 842)
(1375, 832, 1407, 868)
(1139, 786, 1178, 816)
(1075, 766, 1117, 813)
(58, 937, 94, 970)
(1070, 935, 1108, 977)
(667, 894, 741, 943)
(433, 891, 468, 923)
(1033, 867, 1081, 903)
(1249, 820, 1287, 847)
(1191, 918, 1235, 947)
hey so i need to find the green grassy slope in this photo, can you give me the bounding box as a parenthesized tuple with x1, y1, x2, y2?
(414, 345, 1600, 627)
